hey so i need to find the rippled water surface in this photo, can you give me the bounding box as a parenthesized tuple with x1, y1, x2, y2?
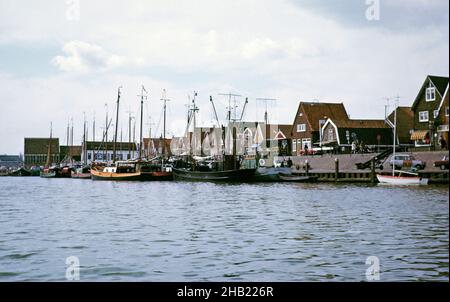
(0, 177, 448, 281)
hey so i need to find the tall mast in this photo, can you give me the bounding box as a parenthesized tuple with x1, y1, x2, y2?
(45, 122, 53, 167)
(112, 87, 122, 163)
(191, 92, 199, 156)
(392, 96, 399, 176)
(161, 89, 171, 160)
(138, 85, 148, 160)
(83, 112, 87, 165)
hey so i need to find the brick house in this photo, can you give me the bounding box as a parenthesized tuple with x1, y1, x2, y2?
(291, 102, 349, 155)
(321, 119, 393, 152)
(387, 106, 414, 146)
(24, 138, 60, 167)
(410, 75, 449, 148)
(436, 84, 449, 149)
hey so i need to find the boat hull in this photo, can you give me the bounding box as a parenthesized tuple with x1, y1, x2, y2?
(253, 167, 292, 182)
(173, 168, 256, 182)
(71, 172, 92, 179)
(376, 174, 428, 185)
(279, 173, 319, 183)
(91, 169, 172, 181)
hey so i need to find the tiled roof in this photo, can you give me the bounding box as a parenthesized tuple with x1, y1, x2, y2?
(300, 102, 349, 131)
(331, 119, 390, 129)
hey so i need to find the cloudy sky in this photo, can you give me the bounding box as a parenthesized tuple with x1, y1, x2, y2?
(0, 0, 448, 154)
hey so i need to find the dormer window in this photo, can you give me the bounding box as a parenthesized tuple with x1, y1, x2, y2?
(426, 82, 436, 102)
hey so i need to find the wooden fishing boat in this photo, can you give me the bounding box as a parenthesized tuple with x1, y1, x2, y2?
(278, 173, 318, 183)
(91, 161, 173, 181)
(40, 166, 72, 178)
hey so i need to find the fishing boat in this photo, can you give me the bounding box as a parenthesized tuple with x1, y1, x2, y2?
(376, 100, 428, 186)
(8, 167, 32, 177)
(91, 160, 172, 181)
(40, 166, 72, 178)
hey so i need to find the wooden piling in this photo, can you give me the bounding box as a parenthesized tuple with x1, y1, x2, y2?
(335, 158, 339, 182)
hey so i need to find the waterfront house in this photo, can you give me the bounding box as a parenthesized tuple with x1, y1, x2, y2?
(82, 141, 137, 164)
(387, 106, 414, 146)
(410, 75, 449, 148)
(291, 101, 349, 155)
(321, 119, 393, 152)
(24, 138, 60, 167)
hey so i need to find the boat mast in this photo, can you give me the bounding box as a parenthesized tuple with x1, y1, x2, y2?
(138, 85, 148, 160)
(161, 89, 171, 166)
(45, 122, 53, 168)
(112, 86, 121, 163)
(83, 112, 87, 165)
(392, 96, 399, 177)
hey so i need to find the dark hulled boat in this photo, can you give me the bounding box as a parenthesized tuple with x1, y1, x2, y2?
(40, 166, 72, 178)
(173, 166, 256, 182)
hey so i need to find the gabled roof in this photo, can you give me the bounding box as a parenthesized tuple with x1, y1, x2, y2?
(438, 84, 449, 112)
(412, 75, 449, 109)
(293, 101, 349, 132)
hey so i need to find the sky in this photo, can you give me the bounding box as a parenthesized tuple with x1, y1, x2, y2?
(0, 0, 448, 154)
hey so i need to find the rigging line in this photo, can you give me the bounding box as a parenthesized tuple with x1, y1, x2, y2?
(153, 105, 165, 138)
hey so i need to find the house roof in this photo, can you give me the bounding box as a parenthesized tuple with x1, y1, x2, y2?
(387, 106, 414, 126)
(412, 75, 449, 109)
(24, 138, 60, 154)
(329, 119, 390, 129)
(295, 102, 349, 132)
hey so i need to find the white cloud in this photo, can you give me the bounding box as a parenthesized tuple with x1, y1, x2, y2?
(51, 41, 142, 73)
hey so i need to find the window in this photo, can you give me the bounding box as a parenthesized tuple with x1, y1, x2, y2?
(328, 128, 334, 141)
(297, 124, 306, 132)
(426, 83, 436, 101)
(419, 111, 429, 122)
(292, 139, 297, 152)
(446, 107, 449, 116)
(434, 110, 439, 119)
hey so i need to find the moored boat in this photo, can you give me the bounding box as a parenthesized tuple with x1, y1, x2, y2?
(91, 160, 172, 181)
(376, 172, 428, 186)
(71, 166, 92, 179)
(278, 173, 319, 183)
(173, 167, 256, 182)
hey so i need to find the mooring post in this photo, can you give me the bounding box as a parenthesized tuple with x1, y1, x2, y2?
(370, 158, 376, 184)
(335, 158, 339, 182)
(305, 160, 309, 176)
